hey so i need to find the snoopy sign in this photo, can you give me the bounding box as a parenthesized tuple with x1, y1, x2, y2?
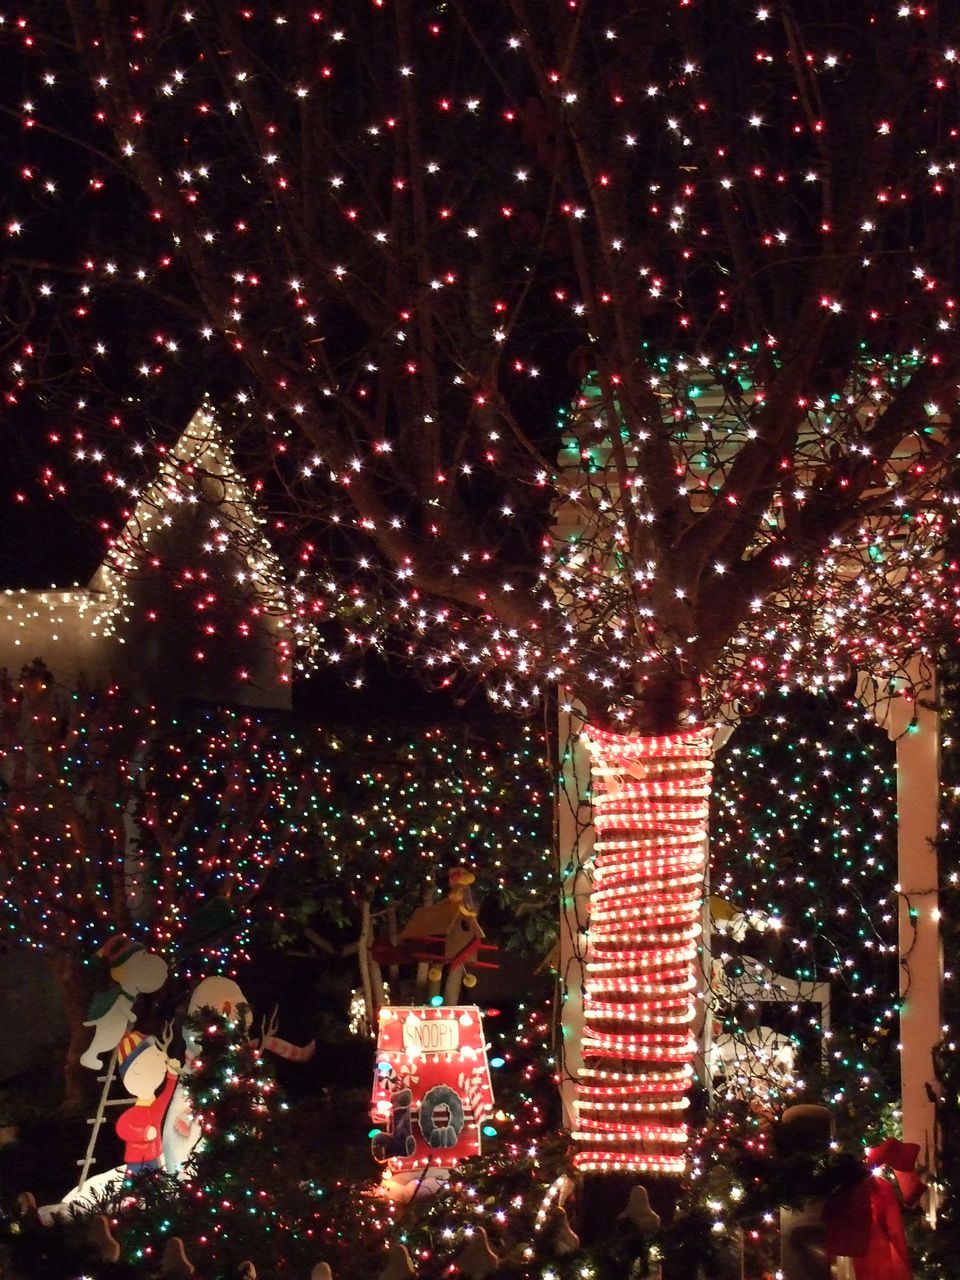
(370, 1006, 494, 1186)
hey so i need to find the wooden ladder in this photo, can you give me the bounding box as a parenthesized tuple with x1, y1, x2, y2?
(76, 1049, 127, 1191)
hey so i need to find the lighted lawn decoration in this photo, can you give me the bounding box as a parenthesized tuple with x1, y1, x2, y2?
(7, 5, 960, 1185)
(370, 1005, 495, 1200)
(163, 974, 315, 1177)
(44, 966, 314, 1224)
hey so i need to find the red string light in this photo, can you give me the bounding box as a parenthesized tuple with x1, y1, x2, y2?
(574, 725, 712, 1175)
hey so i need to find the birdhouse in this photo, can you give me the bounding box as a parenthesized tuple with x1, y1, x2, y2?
(400, 869, 483, 960)
(372, 868, 497, 1005)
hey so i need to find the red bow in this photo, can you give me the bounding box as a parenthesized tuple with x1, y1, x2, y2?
(822, 1139, 923, 1280)
(865, 1139, 925, 1209)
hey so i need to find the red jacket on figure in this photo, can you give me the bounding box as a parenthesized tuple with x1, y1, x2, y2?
(116, 1070, 177, 1166)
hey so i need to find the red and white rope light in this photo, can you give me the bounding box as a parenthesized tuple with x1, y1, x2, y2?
(573, 725, 713, 1175)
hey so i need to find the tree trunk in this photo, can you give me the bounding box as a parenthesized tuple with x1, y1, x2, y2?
(572, 723, 713, 1176)
(48, 950, 93, 1113)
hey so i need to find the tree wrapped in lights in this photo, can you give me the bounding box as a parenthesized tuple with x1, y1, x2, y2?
(0, 662, 319, 1104)
(5, 3, 960, 1182)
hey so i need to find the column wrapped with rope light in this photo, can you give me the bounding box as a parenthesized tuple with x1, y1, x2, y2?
(573, 725, 713, 1175)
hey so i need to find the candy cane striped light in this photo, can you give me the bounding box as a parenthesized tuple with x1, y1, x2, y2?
(573, 725, 713, 1175)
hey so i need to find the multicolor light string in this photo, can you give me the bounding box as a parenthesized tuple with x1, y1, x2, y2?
(0, 665, 553, 970)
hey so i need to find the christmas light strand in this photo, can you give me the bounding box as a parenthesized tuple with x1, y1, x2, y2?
(575, 725, 713, 1174)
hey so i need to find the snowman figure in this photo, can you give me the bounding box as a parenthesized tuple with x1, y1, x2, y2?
(114, 1029, 180, 1173)
(81, 936, 168, 1070)
(162, 976, 245, 1175)
(162, 975, 315, 1176)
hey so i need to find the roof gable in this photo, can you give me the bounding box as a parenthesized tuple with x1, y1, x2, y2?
(0, 404, 290, 708)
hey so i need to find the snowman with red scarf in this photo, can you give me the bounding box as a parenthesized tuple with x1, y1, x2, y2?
(162, 975, 314, 1176)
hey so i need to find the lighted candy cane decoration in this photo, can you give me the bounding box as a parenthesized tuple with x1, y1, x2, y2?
(573, 725, 713, 1175)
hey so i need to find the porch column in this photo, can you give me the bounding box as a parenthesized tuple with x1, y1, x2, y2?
(861, 663, 941, 1208)
(556, 705, 593, 1129)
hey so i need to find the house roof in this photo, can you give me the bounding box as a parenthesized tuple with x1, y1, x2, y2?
(0, 403, 291, 708)
(1, 400, 278, 592)
(399, 899, 484, 941)
(87, 401, 284, 627)
(2, 403, 282, 638)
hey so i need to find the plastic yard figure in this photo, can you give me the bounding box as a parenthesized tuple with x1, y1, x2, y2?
(115, 1030, 179, 1173)
(81, 935, 169, 1070)
(162, 975, 314, 1176)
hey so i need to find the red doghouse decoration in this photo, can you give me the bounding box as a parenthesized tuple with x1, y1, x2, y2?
(370, 1005, 495, 1178)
